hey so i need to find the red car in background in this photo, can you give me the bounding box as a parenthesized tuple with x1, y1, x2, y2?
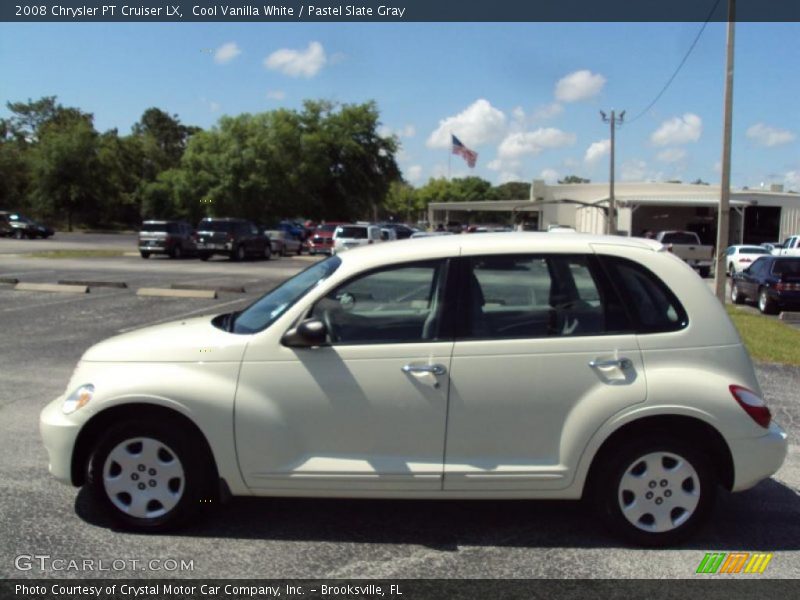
(306, 222, 346, 255)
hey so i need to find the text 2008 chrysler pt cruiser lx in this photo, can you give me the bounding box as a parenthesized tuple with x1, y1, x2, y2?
(40, 233, 787, 545)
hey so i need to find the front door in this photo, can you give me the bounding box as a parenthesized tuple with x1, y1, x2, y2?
(444, 253, 647, 491)
(235, 259, 454, 492)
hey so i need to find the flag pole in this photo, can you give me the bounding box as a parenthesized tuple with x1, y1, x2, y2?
(448, 131, 452, 180)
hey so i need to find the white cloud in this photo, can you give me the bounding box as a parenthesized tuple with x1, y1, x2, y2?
(584, 139, 610, 164)
(512, 106, 526, 122)
(533, 102, 564, 120)
(540, 168, 560, 184)
(380, 124, 416, 139)
(487, 158, 521, 173)
(651, 113, 702, 146)
(656, 148, 687, 163)
(498, 171, 522, 184)
(266, 90, 286, 100)
(746, 123, 796, 147)
(427, 99, 507, 149)
(405, 165, 423, 183)
(555, 70, 606, 103)
(498, 128, 576, 159)
(214, 42, 241, 64)
(621, 160, 649, 181)
(264, 41, 327, 78)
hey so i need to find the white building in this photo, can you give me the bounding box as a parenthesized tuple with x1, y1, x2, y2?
(427, 180, 800, 245)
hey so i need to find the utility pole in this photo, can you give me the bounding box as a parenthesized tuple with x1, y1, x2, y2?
(601, 109, 625, 234)
(714, 0, 735, 302)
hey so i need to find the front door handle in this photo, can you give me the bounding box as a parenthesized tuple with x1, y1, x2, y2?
(589, 357, 632, 370)
(402, 363, 447, 376)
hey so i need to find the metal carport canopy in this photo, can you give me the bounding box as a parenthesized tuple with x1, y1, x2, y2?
(427, 199, 541, 212)
(617, 195, 752, 208)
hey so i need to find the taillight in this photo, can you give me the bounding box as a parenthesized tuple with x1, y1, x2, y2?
(730, 385, 771, 428)
(775, 282, 800, 291)
(740, 258, 751, 263)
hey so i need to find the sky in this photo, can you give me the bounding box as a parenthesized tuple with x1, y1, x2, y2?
(1, 21, 799, 191)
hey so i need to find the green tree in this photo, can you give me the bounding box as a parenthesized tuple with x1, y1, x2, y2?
(488, 181, 530, 200)
(29, 118, 100, 230)
(558, 175, 590, 184)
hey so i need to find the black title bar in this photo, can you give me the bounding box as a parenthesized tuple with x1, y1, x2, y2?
(3, 0, 800, 22)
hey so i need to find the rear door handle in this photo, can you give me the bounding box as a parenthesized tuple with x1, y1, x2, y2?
(402, 364, 447, 376)
(589, 358, 632, 370)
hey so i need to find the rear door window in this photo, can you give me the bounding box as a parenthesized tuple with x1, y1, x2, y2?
(459, 254, 631, 340)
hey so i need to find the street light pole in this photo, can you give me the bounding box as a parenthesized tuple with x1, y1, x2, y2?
(714, 0, 735, 302)
(601, 109, 624, 235)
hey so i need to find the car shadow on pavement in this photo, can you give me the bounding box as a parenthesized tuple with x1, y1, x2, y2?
(75, 478, 800, 550)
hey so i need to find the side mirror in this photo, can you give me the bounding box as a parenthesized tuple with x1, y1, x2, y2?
(281, 318, 328, 348)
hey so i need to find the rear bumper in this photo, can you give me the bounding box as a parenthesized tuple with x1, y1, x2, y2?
(730, 422, 788, 491)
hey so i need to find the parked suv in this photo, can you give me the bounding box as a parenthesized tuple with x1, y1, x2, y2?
(40, 234, 787, 545)
(138, 220, 196, 259)
(194, 218, 271, 261)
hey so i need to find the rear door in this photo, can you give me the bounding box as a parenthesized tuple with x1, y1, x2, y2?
(444, 253, 645, 491)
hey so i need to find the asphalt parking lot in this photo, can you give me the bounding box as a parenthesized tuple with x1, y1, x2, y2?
(0, 234, 798, 579)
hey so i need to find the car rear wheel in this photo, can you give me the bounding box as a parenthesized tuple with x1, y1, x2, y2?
(263, 244, 272, 261)
(140, 251, 151, 259)
(593, 436, 715, 546)
(14, 229, 25, 240)
(88, 421, 208, 531)
(731, 283, 745, 304)
(282, 244, 289, 257)
(198, 252, 211, 261)
(758, 288, 778, 315)
(170, 245, 183, 259)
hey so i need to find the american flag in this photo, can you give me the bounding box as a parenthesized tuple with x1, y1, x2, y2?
(451, 135, 478, 168)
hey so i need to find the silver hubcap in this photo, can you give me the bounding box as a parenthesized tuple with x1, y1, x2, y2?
(618, 451, 700, 533)
(759, 292, 767, 311)
(103, 437, 185, 519)
(732, 285, 738, 301)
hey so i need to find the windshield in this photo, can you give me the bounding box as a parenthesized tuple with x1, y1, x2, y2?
(318, 224, 339, 232)
(337, 226, 368, 239)
(740, 247, 770, 255)
(231, 256, 342, 334)
(199, 220, 234, 232)
(661, 232, 699, 245)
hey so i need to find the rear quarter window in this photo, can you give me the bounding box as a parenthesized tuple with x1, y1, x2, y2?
(600, 256, 688, 333)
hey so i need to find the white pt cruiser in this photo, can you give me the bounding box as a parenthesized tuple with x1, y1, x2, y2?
(40, 233, 787, 545)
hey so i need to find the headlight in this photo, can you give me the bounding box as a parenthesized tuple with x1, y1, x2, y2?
(62, 384, 94, 414)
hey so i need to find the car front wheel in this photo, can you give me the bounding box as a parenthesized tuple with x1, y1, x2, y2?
(88, 421, 208, 531)
(594, 436, 715, 546)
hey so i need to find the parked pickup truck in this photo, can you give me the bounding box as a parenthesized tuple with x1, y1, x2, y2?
(655, 230, 714, 277)
(773, 235, 800, 257)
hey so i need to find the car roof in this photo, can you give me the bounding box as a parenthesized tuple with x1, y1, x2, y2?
(335, 232, 663, 268)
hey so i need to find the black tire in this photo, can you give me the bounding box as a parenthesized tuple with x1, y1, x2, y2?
(263, 244, 272, 261)
(87, 420, 210, 532)
(758, 288, 778, 315)
(230, 244, 246, 262)
(140, 251, 151, 259)
(296, 244, 302, 256)
(730, 283, 745, 304)
(13, 229, 24, 240)
(282, 244, 289, 257)
(170, 245, 183, 259)
(698, 267, 711, 279)
(591, 435, 716, 547)
(199, 252, 211, 261)
(727, 263, 735, 277)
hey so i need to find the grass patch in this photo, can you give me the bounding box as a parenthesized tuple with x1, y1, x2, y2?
(26, 250, 126, 259)
(726, 306, 800, 366)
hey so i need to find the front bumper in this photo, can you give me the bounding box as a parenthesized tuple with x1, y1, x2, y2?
(730, 422, 788, 491)
(39, 396, 82, 486)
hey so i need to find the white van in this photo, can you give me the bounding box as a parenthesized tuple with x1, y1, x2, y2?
(332, 224, 382, 254)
